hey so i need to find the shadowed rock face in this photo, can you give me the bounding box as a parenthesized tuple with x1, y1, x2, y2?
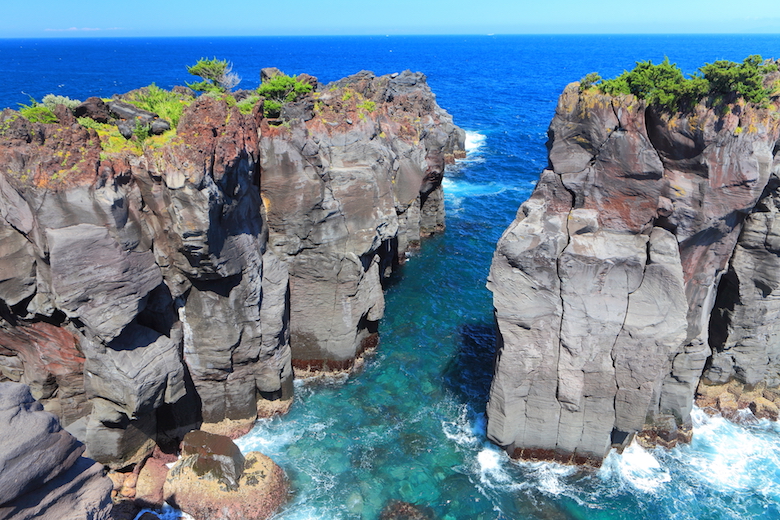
(487, 81, 780, 465)
(0, 71, 464, 467)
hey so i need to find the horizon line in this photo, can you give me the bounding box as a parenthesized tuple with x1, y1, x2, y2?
(2, 32, 780, 40)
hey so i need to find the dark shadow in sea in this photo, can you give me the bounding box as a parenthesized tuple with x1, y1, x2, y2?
(442, 321, 497, 414)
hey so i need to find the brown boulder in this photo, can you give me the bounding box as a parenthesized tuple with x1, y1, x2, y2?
(163, 441, 287, 520)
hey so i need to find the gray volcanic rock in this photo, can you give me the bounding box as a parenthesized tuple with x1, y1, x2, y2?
(260, 70, 464, 371)
(0, 70, 462, 468)
(706, 177, 780, 387)
(47, 223, 162, 343)
(0, 382, 112, 520)
(487, 83, 780, 464)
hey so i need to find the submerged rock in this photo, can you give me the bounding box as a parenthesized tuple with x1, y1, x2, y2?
(379, 500, 434, 520)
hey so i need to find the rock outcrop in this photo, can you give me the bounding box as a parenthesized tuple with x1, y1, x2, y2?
(162, 430, 287, 520)
(0, 70, 464, 467)
(261, 70, 464, 370)
(487, 78, 780, 464)
(0, 382, 113, 519)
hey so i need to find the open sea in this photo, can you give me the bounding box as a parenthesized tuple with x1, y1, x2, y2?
(2, 34, 780, 519)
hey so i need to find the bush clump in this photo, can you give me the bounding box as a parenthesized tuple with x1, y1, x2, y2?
(124, 84, 191, 127)
(18, 98, 58, 123)
(257, 75, 313, 118)
(42, 94, 82, 111)
(187, 57, 241, 93)
(583, 55, 778, 111)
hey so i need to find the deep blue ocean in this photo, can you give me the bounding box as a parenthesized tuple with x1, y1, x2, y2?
(2, 35, 780, 519)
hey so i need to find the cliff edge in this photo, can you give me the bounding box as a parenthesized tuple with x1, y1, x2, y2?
(0, 69, 464, 468)
(487, 57, 780, 465)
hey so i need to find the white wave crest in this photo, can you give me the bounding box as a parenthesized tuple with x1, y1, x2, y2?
(599, 441, 671, 493)
(441, 177, 511, 208)
(441, 404, 479, 446)
(464, 130, 486, 155)
(678, 407, 780, 497)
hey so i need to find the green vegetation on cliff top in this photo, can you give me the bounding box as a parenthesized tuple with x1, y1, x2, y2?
(124, 84, 191, 128)
(186, 57, 241, 93)
(581, 55, 779, 111)
(257, 74, 313, 118)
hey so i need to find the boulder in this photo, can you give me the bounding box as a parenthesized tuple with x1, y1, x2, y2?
(107, 100, 157, 124)
(163, 432, 286, 520)
(260, 67, 283, 83)
(74, 97, 111, 123)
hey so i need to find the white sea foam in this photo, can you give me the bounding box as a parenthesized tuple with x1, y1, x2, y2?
(464, 130, 486, 155)
(235, 417, 314, 456)
(676, 408, 780, 498)
(477, 446, 527, 491)
(600, 441, 671, 493)
(441, 404, 479, 446)
(441, 177, 512, 208)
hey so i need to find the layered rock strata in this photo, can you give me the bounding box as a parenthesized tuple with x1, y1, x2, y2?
(0, 70, 464, 467)
(487, 80, 780, 464)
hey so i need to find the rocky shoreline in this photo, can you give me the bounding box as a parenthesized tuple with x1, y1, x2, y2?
(0, 68, 464, 518)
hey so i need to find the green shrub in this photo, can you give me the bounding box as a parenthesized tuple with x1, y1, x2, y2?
(700, 55, 778, 105)
(186, 57, 241, 93)
(236, 95, 260, 114)
(357, 100, 376, 112)
(593, 55, 777, 111)
(18, 99, 58, 123)
(579, 72, 602, 92)
(125, 84, 190, 127)
(77, 117, 108, 130)
(257, 74, 313, 118)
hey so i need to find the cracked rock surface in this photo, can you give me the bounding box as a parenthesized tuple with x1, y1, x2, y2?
(0, 70, 464, 467)
(487, 81, 780, 464)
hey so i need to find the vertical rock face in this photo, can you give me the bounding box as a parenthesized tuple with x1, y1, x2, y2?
(260, 71, 464, 370)
(487, 83, 780, 464)
(0, 382, 113, 520)
(0, 71, 463, 467)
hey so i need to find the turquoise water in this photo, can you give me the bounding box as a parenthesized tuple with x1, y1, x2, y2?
(237, 135, 780, 519)
(3, 34, 780, 520)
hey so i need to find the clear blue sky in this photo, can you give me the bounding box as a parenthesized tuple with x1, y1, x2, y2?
(2, 0, 779, 37)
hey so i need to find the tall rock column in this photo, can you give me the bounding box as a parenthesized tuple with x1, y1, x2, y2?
(487, 83, 780, 464)
(260, 71, 464, 372)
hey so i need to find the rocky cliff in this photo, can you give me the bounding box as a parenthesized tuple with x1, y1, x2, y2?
(487, 73, 780, 464)
(0, 70, 464, 468)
